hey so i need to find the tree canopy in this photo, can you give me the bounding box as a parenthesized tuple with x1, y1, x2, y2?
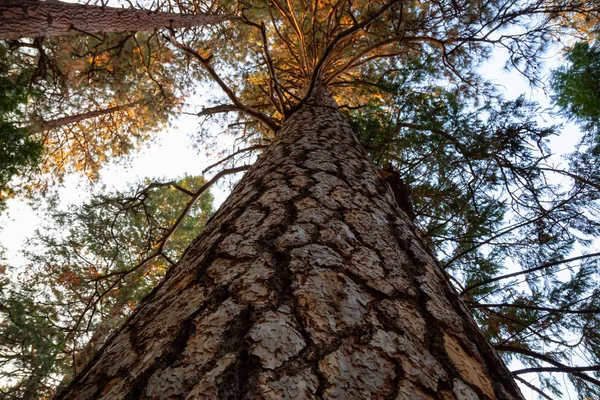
(1, 0, 600, 398)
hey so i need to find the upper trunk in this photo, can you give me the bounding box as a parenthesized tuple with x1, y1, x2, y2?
(0, 0, 233, 40)
(55, 84, 524, 399)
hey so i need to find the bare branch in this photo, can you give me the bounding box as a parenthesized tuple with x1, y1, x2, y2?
(513, 376, 554, 400)
(91, 164, 252, 282)
(202, 145, 266, 174)
(0, 0, 237, 40)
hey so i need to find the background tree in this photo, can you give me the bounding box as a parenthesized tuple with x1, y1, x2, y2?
(2, 0, 235, 195)
(552, 40, 600, 153)
(0, 175, 214, 398)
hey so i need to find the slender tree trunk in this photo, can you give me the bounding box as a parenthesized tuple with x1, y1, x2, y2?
(0, 0, 234, 40)
(55, 84, 524, 399)
(29, 103, 137, 133)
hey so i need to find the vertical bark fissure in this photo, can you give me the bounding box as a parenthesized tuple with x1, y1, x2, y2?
(56, 84, 523, 399)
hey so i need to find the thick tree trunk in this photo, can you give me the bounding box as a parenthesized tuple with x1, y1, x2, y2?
(55, 84, 524, 399)
(0, 0, 234, 40)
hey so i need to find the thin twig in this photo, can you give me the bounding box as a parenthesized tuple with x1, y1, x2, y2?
(513, 376, 554, 400)
(498, 345, 600, 387)
(91, 164, 251, 282)
(202, 145, 266, 174)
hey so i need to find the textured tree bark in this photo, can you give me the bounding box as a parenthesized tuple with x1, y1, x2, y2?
(0, 0, 234, 40)
(55, 84, 524, 399)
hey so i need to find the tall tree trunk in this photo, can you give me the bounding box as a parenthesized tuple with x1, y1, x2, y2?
(0, 0, 234, 40)
(55, 84, 524, 399)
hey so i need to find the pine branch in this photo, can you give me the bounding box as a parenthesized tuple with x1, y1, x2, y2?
(90, 164, 252, 282)
(195, 104, 240, 116)
(445, 190, 582, 270)
(497, 345, 600, 387)
(492, 293, 596, 349)
(513, 366, 600, 377)
(461, 252, 600, 295)
(468, 302, 600, 315)
(292, 0, 401, 113)
(67, 165, 252, 341)
(140, 181, 195, 197)
(537, 166, 600, 191)
(240, 15, 289, 115)
(0, 0, 237, 40)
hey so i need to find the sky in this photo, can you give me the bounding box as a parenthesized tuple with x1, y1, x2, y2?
(0, 16, 593, 399)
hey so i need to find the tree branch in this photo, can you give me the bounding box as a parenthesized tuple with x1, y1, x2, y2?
(461, 251, 600, 295)
(445, 191, 581, 270)
(91, 164, 251, 282)
(513, 366, 600, 377)
(202, 145, 266, 174)
(497, 345, 600, 387)
(468, 302, 600, 314)
(291, 0, 401, 114)
(513, 376, 554, 400)
(0, 0, 237, 40)
(166, 34, 280, 133)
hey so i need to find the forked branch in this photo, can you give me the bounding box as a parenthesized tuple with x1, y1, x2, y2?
(292, 0, 401, 113)
(91, 164, 252, 283)
(166, 34, 281, 132)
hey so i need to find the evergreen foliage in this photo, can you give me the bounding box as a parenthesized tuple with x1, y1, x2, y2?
(7, 31, 189, 193)
(0, 44, 42, 208)
(552, 41, 600, 132)
(552, 41, 600, 158)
